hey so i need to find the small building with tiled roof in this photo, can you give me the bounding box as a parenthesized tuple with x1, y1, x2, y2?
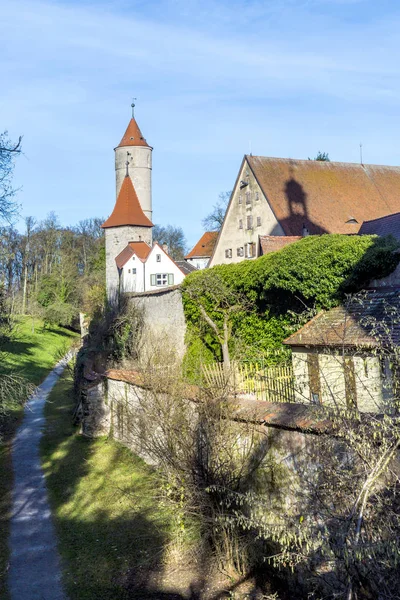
(283, 289, 400, 413)
(210, 155, 400, 267)
(115, 241, 188, 293)
(185, 231, 218, 270)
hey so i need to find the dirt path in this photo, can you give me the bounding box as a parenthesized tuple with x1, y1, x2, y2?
(8, 358, 69, 600)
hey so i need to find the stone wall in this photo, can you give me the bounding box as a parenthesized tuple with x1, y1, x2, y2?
(81, 370, 333, 502)
(126, 285, 186, 359)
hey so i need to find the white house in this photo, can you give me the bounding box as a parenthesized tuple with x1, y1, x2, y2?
(185, 231, 218, 270)
(116, 241, 187, 293)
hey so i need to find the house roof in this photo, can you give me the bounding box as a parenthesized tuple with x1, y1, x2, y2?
(284, 289, 400, 348)
(259, 235, 302, 255)
(247, 156, 400, 237)
(117, 117, 150, 148)
(359, 212, 400, 242)
(175, 261, 197, 275)
(185, 231, 218, 259)
(115, 241, 152, 268)
(101, 175, 154, 229)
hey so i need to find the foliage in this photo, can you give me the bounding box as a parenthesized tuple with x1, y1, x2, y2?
(202, 190, 231, 232)
(43, 301, 77, 329)
(0, 131, 21, 223)
(308, 150, 330, 161)
(182, 235, 400, 365)
(0, 213, 105, 321)
(152, 224, 187, 260)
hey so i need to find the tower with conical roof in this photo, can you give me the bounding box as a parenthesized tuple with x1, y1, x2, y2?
(115, 102, 152, 220)
(102, 106, 154, 300)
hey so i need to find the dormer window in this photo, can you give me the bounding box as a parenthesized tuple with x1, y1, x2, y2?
(346, 217, 359, 224)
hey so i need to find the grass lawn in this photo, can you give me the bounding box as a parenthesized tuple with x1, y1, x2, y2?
(0, 315, 78, 383)
(41, 372, 195, 600)
(0, 316, 79, 599)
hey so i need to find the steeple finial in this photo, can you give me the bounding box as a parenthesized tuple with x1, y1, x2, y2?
(131, 98, 137, 118)
(125, 159, 129, 177)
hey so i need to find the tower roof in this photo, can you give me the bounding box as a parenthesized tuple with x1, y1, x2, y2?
(101, 175, 153, 229)
(117, 118, 150, 148)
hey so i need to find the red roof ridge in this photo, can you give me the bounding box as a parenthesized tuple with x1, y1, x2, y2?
(247, 155, 400, 169)
(117, 118, 150, 148)
(102, 176, 153, 229)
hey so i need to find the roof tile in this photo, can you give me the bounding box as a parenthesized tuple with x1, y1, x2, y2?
(102, 176, 153, 229)
(186, 231, 218, 259)
(284, 289, 400, 348)
(117, 118, 150, 148)
(247, 156, 400, 236)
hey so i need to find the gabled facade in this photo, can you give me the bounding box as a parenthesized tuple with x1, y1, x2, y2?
(210, 155, 400, 267)
(116, 241, 186, 293)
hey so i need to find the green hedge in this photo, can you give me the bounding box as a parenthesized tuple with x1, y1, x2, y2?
(181, 234, 399, 369)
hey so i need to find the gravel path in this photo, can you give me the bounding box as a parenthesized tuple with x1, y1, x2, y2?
(8, 358, 69, 600)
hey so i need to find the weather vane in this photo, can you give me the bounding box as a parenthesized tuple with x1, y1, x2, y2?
(131, 98, 137, 118)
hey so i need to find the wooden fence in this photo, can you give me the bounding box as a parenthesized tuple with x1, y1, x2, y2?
(202, 361, 295, 402)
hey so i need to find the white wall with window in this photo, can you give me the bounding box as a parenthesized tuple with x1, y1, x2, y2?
(121, 254, 145, 293)
(145, 243, 185, 290)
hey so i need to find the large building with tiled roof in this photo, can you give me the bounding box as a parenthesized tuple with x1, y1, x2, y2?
(210, 155, 400, 266)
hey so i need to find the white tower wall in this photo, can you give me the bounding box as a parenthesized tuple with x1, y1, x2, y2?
(115, 146, 152, 221)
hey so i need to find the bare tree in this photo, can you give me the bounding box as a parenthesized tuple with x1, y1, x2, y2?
(202, 191, 231, 232)
(0, 132, 22, 223)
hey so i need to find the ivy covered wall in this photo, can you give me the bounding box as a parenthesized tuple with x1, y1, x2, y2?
(181, 234, 400, 371)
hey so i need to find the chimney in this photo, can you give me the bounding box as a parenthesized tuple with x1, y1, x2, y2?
(162, 243, 169, 254)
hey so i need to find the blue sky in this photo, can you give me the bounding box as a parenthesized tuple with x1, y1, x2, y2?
(2, 0, 400, 247)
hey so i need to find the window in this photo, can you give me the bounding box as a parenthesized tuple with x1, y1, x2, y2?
(132, 268, 136, 275)
(245, 192, 251, 205)
(156, 254, 161, 262)
(128, 269, 131, 274)
(255, 191, 259, 201)
(246, 215, 253, 230)
(239, 219, 243, 229)
(245, 243, 255, 258)
(237, 247, 244, 257)
(257, 216, 261, 227)
(238, 194, 242, 205)
(225, 249, 232, 258)
(150, 273, 174, 286)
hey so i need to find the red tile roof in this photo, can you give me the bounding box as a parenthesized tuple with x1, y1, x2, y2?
(117, 118, 150, 148)
(101, 176, 153, 229)
(259, 235, 302, 255)
(359, 212, 400, 241)
(185, 231, 218, 259)
(284, 290, 400, 348)
(247, 156, 400, 236)
(115, 241, 152, 268)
